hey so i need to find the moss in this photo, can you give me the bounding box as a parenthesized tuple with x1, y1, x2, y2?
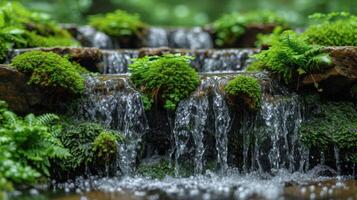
(89, 9, 147, 38)
(93, 131, 123, 162)
(252, 31, 332, 83)
(224, 75, 262, 109)
(245, 61, 265, 72)
(55, 120, 124, 172)
(24, 32, 79, 47)
(0, 1, 78, 57)
(129, 54, 200, 111)
(212, 11, 287, 47)
(137, 160, 174, 179)
(303, 12, 357, 46)
(11, 51, 85, 94)
(300, 101, 357, 151)
(255, 26, 285, 48)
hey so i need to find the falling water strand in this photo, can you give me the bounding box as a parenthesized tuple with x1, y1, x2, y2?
(77, 75, 148, 175)
(173, 91, 209, 176)
(169, 27, 213, 49)
(334, 146, 341, 176)
(146, 27, 169, 47)
(212, 84, 231, 173)
(101, 50, 139, 74)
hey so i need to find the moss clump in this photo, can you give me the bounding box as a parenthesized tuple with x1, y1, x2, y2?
(300, 100, 357, 151)
(224, 75, 262, 109)
(24, 32, 80, 47)
(137, 160, 174, 179)
(11, 51, 85, 94)
(129, 54, 200, 111)
(213, 11, 287, 47)
(303, 12, 357, 46)
(255, 26, 285, 48)
(93, 131, 123, 162)
(55, 120, 124, 172)
(253, 31, 332, 83)
(89, 9, 147, 38)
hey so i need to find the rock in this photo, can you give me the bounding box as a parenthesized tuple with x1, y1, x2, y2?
(9, 47, 102, 72)
(0, 65, 74, 114)
(301, 46, 357, 97)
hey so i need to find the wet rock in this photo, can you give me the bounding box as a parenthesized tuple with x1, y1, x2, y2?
(301, 46, 357, 97)
(0, 65, 75, 114)
(9, 47, 103, 72)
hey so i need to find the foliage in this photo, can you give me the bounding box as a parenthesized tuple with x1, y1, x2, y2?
(245, 61, 265, 72)
(300, 99, 357, 151)
(213, 11, 287, 46)
(93, 131, 123, 162)
(303, 12, 357, 46)
(0, 100, 69, 191)
(129, 54, 200, 110)
(255, 26, 285, 48)
(137, 160, 174, 179)
(56, 120, 124, 171)
(0, 1, 78, 63)
(252, 31, 332, 83)
(224, 75, 262, 109)
(11, 51, 85, 94)
(89, 9, 147, 38)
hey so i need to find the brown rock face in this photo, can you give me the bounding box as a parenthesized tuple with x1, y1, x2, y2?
(10, 47, 102, 72)
(301, 47, 357, 96)
(0, 65, 74, 114)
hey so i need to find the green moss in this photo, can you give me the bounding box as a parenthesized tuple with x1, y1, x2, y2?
(303, 12, 357, 46)
(56, 120, 124, 171)
(245, 61, 265, 72)
(93, 131, 123, 162)
(137, 160, 174, 179)
(300, 101, 357, 150)
(255, 26, 285, 48)
(213, 11, 287, 47)
(0, 1, 78, 59)
(89, 9, 147, 38)
(224, 75, 262, 109)
(129, 54, 200, 111)
(24, 32, 79, 47)
(11, 51, 85, 94)
(253, 31, 332, 83)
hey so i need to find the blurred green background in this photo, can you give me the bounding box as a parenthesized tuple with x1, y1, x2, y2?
(16, 0, 357, 26)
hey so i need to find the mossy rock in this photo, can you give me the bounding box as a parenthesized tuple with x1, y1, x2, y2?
(11, 50, 85, 94)
(129, 54, 200, 111)
(224, 75, 262, 109)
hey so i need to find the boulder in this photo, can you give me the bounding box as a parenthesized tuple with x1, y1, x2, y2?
(301, 46, 357, 97)
(0, 65, 74, 114)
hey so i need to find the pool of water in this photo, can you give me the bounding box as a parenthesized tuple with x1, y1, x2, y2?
(8, 169, 357, 200)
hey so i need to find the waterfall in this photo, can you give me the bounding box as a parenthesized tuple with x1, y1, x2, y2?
(173, 93, 209, 175)
(173, 76, 231, 176)
(77, 75, 148, 175)
(238, 75, 304, 173)
(212, 84, 231, 172)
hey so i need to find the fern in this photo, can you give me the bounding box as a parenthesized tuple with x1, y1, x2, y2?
(253, 31, 332, 83)
(35, 113, 60, 126)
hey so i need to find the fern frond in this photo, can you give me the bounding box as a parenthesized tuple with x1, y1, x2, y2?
(35, 114, 59, 126)
(2, 111, 18, 125)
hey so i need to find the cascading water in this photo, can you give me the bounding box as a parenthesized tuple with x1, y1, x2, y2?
(98, 48, 258, 74)
(173, 76, 232, 175)
(77, 75, 148, 175)
(100, 50, 139, 74)
(168, 27, 213, 49)
(146, 27, 169, 47)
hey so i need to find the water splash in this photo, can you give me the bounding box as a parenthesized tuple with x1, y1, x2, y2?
(77, 75, 148, 175)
